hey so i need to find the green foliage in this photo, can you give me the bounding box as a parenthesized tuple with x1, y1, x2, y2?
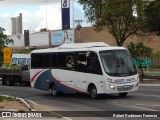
(144, 0, 160, 34)
(151, 51, 160, 58)
(78, 0, 144, 46)
(127, 42, 153, 59)
(0, 64, 22, 70)
(0, 96, 16, 102)
(0, 51, 3, 66)
(0, 27, 13, 49)
(0, 27, 13, 64)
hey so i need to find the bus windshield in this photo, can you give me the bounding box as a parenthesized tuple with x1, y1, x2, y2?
(100, 50, 137, 77)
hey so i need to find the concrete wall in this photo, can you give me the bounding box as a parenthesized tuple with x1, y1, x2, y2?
(74, 27, 159, 52)
(8, 32, 50, 49)
(8, 27, 159, 52)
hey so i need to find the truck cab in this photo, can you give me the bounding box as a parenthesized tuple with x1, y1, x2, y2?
(0, 54, 31, 86)
(11, 54, 30, 65)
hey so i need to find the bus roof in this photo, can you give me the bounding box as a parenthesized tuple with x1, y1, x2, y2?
(58, 42, 109, 49)
(31, 42, 127, 53)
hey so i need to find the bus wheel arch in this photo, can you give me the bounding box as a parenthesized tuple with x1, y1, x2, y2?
(88, 83, 98, 99)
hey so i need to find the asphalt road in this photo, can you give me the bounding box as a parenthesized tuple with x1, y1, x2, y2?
(0, 82, 160, 120)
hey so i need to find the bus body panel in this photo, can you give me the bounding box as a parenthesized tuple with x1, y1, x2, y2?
(86, 73, 105, 94)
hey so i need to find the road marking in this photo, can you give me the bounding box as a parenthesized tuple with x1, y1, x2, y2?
(127, 105, 158, 111)
(136, 94, 160, 98)
(26, 99, 39, 105)
(135, 104, 160, 107)
(63, 117, 73, 120)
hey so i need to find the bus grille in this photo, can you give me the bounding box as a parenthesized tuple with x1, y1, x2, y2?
(126, 78, 136, 82)
(117, 85, 134, 91)
(114, 79, 125, 84)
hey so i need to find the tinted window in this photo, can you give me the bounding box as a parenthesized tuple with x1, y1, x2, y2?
(75, 51, 87, 72)
(100, 50, 137, 76)
(31, 53, 57, 68)
(12, 58, 17, 64)
(18, 58, 26, 65)
(31, 54, 45, 68)
(58, 53, 75, 69)
(44, 53, 57, 68)
(86, 52, 102, 75)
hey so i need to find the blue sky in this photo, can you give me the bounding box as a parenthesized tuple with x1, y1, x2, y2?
(0, 0, 91, 35)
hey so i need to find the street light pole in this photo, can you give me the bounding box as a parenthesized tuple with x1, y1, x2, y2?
(72, 0, 74, 43)
(44, 0, 48, 30)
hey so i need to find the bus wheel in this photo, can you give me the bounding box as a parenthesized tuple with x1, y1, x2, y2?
(89, 86, 98, 99)
(119, 92, 128, 97)
(6, 77, 14, 86)
(50, 84, 58, 96)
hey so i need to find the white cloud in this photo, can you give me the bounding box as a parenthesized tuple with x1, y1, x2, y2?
(0, 0, 91, 35)
(0, 0, 59, 6)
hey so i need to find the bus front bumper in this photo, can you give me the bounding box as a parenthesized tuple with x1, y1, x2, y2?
(107, 81, 139, 94)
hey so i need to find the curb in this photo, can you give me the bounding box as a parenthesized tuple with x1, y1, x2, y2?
(139, 84, 160, 87)
(0, 95, 35, 111)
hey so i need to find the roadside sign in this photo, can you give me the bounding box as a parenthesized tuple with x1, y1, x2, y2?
(134, 59, 151, 66)
(3, 47, 11, 64)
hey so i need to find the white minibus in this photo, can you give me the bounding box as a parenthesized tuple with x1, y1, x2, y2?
(30, 42, 139, 98)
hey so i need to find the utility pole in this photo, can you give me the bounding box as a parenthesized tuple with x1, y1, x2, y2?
(74, 20, 84, 43)
(44, 0, 48, 30)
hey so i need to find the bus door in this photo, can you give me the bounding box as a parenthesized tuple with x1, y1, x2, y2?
(75, 51, 87, 92)
(86, 52, 104, 93)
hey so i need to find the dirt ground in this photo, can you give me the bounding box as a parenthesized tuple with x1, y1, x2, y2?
(0, 100, 29, 111)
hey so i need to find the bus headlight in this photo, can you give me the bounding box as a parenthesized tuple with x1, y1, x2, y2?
(109, 85, 116, 89)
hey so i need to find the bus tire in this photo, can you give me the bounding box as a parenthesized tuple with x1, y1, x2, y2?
(89, 85, 98, 99)
(6, 76, 14, 86)
(50, 84, 59, 96)
(119, 92, 128, 97)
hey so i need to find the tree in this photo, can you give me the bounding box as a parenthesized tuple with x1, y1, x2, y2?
(0, 27, 13, 49)
(144, 0, 160, 35)
(127, 42, 153, 81)
(78, 0, 144, 46)
(0, 27, 13, 65)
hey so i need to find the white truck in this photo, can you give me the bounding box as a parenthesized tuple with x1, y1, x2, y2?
(0, 54, 30, 86)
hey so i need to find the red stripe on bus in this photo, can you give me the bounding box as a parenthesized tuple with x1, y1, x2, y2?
(50, 70, 86, 93)
(31, 70, 44, 81)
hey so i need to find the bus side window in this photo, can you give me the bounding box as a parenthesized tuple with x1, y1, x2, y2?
(76, 52, 87, 72)
(31, 54, 45, 68)
(58, 53, 75, 69)
(12, 58, 17, 64)
(50, 53, 57, 68)
(44, 53, 51, 68)
(87, 52, 102, 75)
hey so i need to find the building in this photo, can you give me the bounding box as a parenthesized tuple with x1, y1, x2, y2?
(11, 13, 22, 35)
(8, 27, 159, 53)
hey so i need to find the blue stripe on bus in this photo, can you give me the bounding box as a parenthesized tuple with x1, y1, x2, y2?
(34, 70, 85, 93)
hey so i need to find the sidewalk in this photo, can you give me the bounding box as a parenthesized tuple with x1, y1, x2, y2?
(0, 95, 70, 120)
